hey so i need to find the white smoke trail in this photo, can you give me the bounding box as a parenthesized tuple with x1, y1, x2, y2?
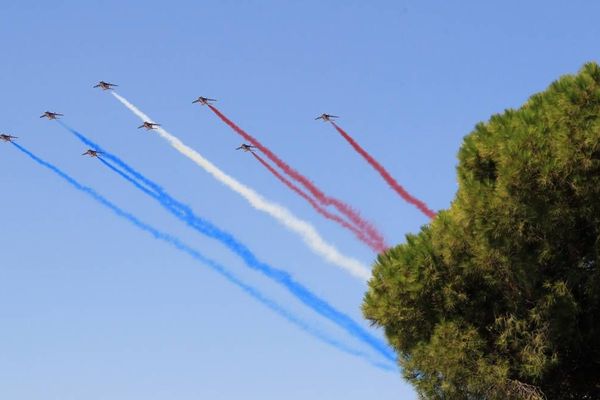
(111, 92, 371, 281)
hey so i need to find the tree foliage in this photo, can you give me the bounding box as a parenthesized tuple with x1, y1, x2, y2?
(363, 63, 600, 399)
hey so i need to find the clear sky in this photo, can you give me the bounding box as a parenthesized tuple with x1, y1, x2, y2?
(1, 1, 599, 399)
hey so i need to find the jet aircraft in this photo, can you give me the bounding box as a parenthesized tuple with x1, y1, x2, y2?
(82, 149, 102, 158)
(137, 121, 161, 130)
(0, 134, 17, 142)
(315, 113, 339, 122)
(40, 111, 64, 120)
(94, 81, 118, 90)
(192, 96, 217, 105)
(236, 144, 256, 152)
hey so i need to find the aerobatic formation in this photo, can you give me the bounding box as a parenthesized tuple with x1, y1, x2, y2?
(5, 79, 436, 371)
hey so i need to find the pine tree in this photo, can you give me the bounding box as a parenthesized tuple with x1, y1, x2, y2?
(363, 63, 600, 399)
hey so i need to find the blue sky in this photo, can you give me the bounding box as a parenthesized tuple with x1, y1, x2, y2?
(1, 1, 599, 399)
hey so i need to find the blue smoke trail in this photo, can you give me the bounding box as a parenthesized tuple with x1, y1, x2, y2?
(58, 122, 396, 362)
(11, 142, 395, 372)
(59, 121, 166, 197)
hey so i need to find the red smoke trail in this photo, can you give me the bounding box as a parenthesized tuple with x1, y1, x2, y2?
(207, 104, 387, 247)
(252, 152, 388, 253)
(330, 122, 436, 219)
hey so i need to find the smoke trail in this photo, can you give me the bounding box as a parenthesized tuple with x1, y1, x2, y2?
(251, 152, 387, 253)
(98, 157, 166, 200)
(64, 123, 383, 254)
(98, 145, 384, 254)
(59, 121, 166, 198)
(331, 122, 436, 219)
(92, 148, 395, 361)
(58, 117, 393, 359)
(205, 104, 387, 249)
(108, 93, 371, 280)
(11, 142, 396, 371)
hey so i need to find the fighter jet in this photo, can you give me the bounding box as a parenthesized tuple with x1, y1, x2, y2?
(82, 149, 102, 158)
(0, 134, 17, 142)
(236, 144, 256, 152)
(315, 113, 339, 122)
(192, 96, 217, 105)
(137, 121, 161, 130)
(93, 81, 118, 90)
(40, 111, 64, 120)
